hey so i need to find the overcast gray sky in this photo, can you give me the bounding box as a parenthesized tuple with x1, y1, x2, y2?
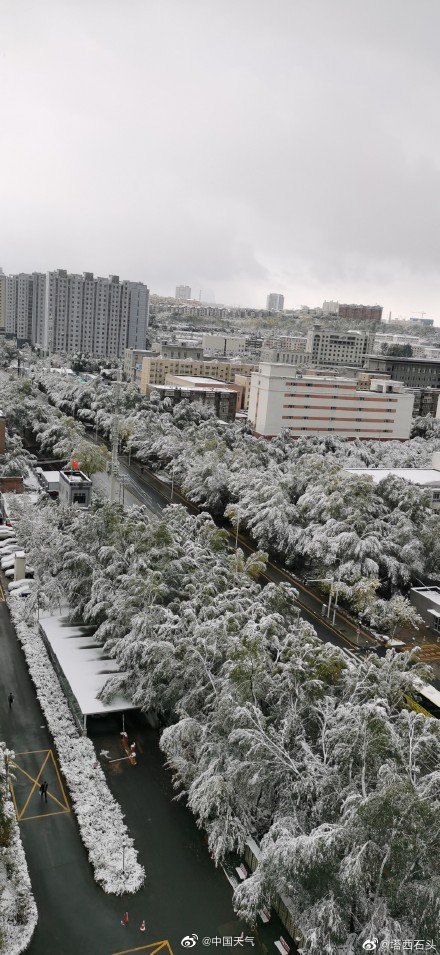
(1, 0, 439, 317)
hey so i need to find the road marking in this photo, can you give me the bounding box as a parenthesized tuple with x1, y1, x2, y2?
(9, 748, 70, 821)
(111, 941, 174, 955)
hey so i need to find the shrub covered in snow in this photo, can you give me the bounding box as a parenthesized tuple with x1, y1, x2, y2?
(7, 599, 145, 896)
(0, 743, 37, 954)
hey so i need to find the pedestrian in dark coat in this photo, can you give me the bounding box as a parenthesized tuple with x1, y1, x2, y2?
(8, 693, 13, 709)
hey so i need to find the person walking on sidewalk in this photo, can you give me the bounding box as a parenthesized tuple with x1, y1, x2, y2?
(40, 781, 49, 802)
(8, 693, 13, 709)
(121, 912, 129, 926)
(140, 921, 146, 932)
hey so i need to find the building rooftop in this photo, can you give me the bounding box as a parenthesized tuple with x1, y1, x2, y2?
(60, 469, 91, 485)
(346, 468, 440, 487)
(152, 384, 236, 394)
(366, 354, 440, 364)
(169, 375, 232, 385)
(39, 613, 136, 717)
(412, 586, 440, 610)
(40, 471, 60, 483)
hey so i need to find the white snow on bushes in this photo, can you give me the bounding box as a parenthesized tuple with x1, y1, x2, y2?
(0, 783, 38, 955)
(7, 598, 145, 895)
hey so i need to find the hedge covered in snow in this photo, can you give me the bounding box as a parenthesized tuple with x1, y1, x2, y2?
(7, 598, 145, 895)
(0, 745, 37, 955)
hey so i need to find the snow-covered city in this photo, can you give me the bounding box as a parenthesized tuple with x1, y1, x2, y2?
(2, 3, 440, 955)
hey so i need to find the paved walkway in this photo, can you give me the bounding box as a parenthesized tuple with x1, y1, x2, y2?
(0, 599, 280, 955)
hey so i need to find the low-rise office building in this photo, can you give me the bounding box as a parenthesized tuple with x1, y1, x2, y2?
(59, 468, 92, 508)
(410, 587, 440, 635)
(248, 364, 414, 439)
(140, 356, 257, 393)
(345, 454, 440, 508)
(322, 301, 383, 322)
(202, 334, 247, 357)
(123, 348, 156, 383)
(306, 324, 374, 367)
(146, 383, 238, 422)
(365, 354, 440, 389)
(160, 342, 204, 360)
(165, 374, 244, 411)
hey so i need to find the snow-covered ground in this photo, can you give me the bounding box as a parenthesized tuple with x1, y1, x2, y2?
(0, 763, 38, 954)
(7, 598, 145, 895)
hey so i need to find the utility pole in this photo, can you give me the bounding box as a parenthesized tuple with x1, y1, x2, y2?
(109, 367, 122, 504)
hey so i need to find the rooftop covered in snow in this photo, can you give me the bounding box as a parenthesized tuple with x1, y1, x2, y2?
(38, 613, 136, 723)
(346, 468, 440, 487)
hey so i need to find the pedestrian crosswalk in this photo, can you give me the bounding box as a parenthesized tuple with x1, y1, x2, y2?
(9, 748, 70, 822)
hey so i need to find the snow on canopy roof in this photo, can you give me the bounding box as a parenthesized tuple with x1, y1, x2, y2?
(346, 468, 440, 487)
(40, 471, 60, 483)
(39, 614, 136, 716)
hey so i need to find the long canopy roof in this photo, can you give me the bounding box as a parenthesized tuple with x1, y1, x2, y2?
(39, 613, 136, 717)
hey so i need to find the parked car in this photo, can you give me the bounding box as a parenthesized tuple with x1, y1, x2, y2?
(1, 554, 19, 570)
(11, 584, 31, 597)
(8, 579, 32, 593)
(0, 542, 18, 555)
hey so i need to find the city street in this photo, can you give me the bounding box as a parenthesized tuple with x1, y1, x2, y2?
(0, 595, 282, 955)
(104, 455, 381, 659)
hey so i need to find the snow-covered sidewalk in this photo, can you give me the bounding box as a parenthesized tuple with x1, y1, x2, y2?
(7, 598, 145, 895)
(0, 755, 38, 955)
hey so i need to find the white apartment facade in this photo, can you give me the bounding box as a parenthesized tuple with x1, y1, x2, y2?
(306, 324, 373, 367)
(0, 269, 6, 334)
(202, 334, 247, 357)
(6, 269, 149, 358)
(248, 364, 414, 440)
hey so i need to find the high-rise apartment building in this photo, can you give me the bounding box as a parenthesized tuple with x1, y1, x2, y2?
(5, 273, 44, 344)
(0, 269, 6, 334)
(5, 269, 149, 358)
(175, 285, 191, 300)
(266, 293, 284, 312)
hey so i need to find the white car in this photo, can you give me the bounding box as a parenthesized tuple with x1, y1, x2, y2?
(0, 542, 18, 555)
(8, 579, 33, 593)
(0, 529, 15, 540)
(10, 584, 30, 598)
(1, 555, 18, 570)
(5, 567, 34, 580)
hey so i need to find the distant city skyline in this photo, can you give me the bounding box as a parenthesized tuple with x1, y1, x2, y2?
(0, 263, 434, 327)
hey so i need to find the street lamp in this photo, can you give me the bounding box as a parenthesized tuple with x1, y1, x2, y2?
(332, 563, 342, 625)
(234, 509, 240, 577)
(122, 842, 126, 875)
(170, 463, 175, 502)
